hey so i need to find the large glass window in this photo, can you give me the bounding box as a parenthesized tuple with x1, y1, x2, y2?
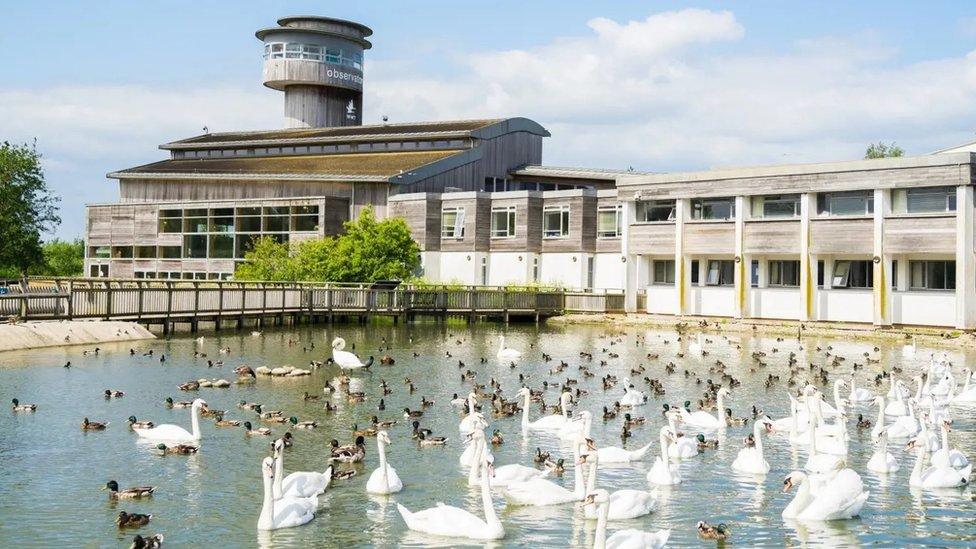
(441, 207, 465, 238)
(751, 194, 800, 218)
(183, 235, 207, 259)
(892, 186, 957, 214)
(636, 200, 675, 222)
(597, 205, 622, 238)
(491, 207, 516, 238)
(768, 260, 800, 287)
(909, 260, 955, 290)
(159, 210, 182, 233)
(111, 246, 133, 259)
(209, 235, 234, 259)
(653, 260, 675, 284)
(817, 191, 874, 216)
(706, 260, 735, 286)
(135, 246, 156, 259)
(831, 260, 873, 288)
(691, 197, 735, 220)
(543, 205, 570, 238)
(690, 260, 700, 285)
(159, 246, 181, 259)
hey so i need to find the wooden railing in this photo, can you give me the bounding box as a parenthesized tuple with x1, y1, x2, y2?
(0, 278, 622, 322)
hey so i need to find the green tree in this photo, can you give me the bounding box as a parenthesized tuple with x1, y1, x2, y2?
(864, 142, 904, 159)
(32, 239, 84, 276)
(0, 141, 61, 276)
(234, 236, 296, 281)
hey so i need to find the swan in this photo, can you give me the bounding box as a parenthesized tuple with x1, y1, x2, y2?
(503, 439, 586, 506)
(581, 451, 656, 520)
(678, 387, 729, 430)
(885, 401, 919, 440)
(330, 337, 373, 370)
(902, 335, 917, 359)
(133, 399, 207, 443)
(884, 382, 911, 416)
(258, 457, 316, 530)
(665, 411, 699, 459)
(908, 443, 971, 489)
(781, 469, 869, 521)
(931, 421, 970, 470)
(619, 378, 646, 408)
(272, 438, 332, 499)
(732, 418, 773, 475)
(459, 393, 484, 436)
(804, 417, 845, 474)
(519, 388, 571, 431)
(468, 430, 546, 487)
(928, 372, 955, 398)
(559, 410, 592, 440)
(590, 489, 670, 549)
(830, 380, 848, 415)
(952, 368, 976, 403)
(577, 417, 654, 463)
(397, 445, 504, 540)
(811, 399, 849, 445)
(366, 431, 403, 495)
(913, 414, 941, 453)
(847, 376, 873, 403)
(866, 429, 899, 474)
(496, 335, 522, 361)
(460, 414, 489, 466)
(647, 427, 681, 485)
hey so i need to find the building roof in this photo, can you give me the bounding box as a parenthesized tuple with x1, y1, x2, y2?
(512, 165, 655, 181)
(108, 150, 464, 182)
(160, 118, 550, 150)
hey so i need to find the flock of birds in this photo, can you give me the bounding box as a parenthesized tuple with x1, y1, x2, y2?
(10, 326, 976, 547)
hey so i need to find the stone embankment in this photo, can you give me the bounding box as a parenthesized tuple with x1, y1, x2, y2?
(0, 321, 155, 352)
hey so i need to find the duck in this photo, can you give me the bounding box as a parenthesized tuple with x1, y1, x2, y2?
(781, 468, 869, 520)
(271, 438, 332, 499)
(127, 416, 154, 430)
(331, 436, 366, 462)
(696, 434, 719, 450)
(11, 399, 36, 412)
(289, 417, 317, 429)
(116, 511, 152, 528)
(866, 429, 899, 474)
(243, 421, 271, 436)
(697, 521, 731, 540)
(731, 418, 773, 475)
(155, 443, 199, 455)
(490, 430, 504, 445)
(646, 427, 682, 485)
(417, 432, 448, 446)
(724, 408, 749, 426)
(366, 431, 403, 494)
(129, 534, 165, 549)
(372, 415, 397, 428)
(533, 448, 551, 464)
(82, 417, 109, 430)
(545, 458, 566, 475)
(353, 423, 377, 437)
(104, 480, 155, 499)
(590, 489, 670, 549)
(214, 416, 241, 428)
(134, 399, 207, 443)
(332, 469, 358, 481)
(402, 407, 424, 419)
(581, 451, 657, 520)
(257, 457, 316, 530)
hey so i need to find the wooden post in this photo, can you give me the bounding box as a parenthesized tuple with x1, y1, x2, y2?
(136, 281, 144, 321)
(215, 281, 224, 330)
(239, 282, 246, 329)
(67, 279, 74, 319)
(104, 281, 113, 320)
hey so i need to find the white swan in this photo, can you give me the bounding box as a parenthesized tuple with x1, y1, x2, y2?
(931, 421, 970, 471)
(503, 439, 586, 506)
(497, 335, 522, 361)
(272, 438, 332, 499)
(886, 400, 920, 440)
(847, 375, 873, 403)
(459, 393, 484, 436)
(366, 431, 403, 495)
(884, 382, 911, 417)
(397, 444, 504, 540)
(582, 451, 656, 520)
(781, 469, 869, 521)
(866, 429, 899, 474)
(902, 335, 917, 359)
(577, 417, 654, 463)
(558, 410, 591, 440)
(908, 443, 972, 489)
(678, 387, 729, 430)
(665, 412, 699, 459)
(804, 417, 845, 474)
(258, 457, 316, 531)
(647, 427, 681, 485)
(886, 375, 910, 400)
(590, 489, 670, 549)
(732, 419, 773, 475)
(460, 413, 489, 466)
(468, 430, 546, 487)
(772, 393, 811, 433)
(134, 398, 207, 443)
(330, 337, 373, 370)
(519, 388, 571, 431)
(913, 414, 941, 453)
(951, 368, 976, 403)
(619, 377, 646, 408)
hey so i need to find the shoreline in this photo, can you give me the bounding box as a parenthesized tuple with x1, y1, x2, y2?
(0, 320, 156, 353)
(548, 313, 973, 349)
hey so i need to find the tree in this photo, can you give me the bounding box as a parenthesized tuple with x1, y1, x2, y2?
(234, 236, 296, 281)
(864, 142, 904, 159)
(32, 239, 85, 276)
(0, 141, 61, 276)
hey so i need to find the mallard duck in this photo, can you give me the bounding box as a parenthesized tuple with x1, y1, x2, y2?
(697, 521, 730, 540)
(281, 432, 294, 448)
(332, 468, 358, 480)
(417, 432, 448, 446)
(165, 397, 192, 409)
(214, 415, 241, 427)
(602, 406, 617, 420)
(380, 355, 395, 365)
(243, 421, 271, 436)
(128, 416, 154, 430)
(104, 480, 155, 499)
(104, 389, 124, 398)
(178, 380, 199, 391)
(130, 534, 164, 549)
(82, 417, 108, 430)
(302, 391, 319, 401)
(411, 421, 432, 439)
(402, 407, 424, 418)
(856, 414, 872, 430)
(155, 443, 199, 455)
(420, 396, 435, 408)
(324, 401, 338, 412)
(116, 511, 152, 528)
(490, 429, 504, 445)
(621, 424, 633, 440)
(724, 408, 749, 426)
(354, 423, 377, 437)
(238, 400, 260, 410)
(11, 399, 36, 412)
(623, 413, 645, 427)
(347, 392, 367, 403)
(331, 436, 366, 462)
(545, 457, 565, 475)
(290, 417, 317, 429)
(372, 415, 397, 428)
(533, 447, 551, 464)
(696, 434, 719, 450)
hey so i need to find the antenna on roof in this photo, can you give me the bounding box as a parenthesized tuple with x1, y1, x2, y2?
(202, 125, 209, 134)
(382, 115, 389, 124)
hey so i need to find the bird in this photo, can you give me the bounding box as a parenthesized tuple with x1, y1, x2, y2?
(116, 511, 153, 528)
(697, 521, 731, 540)
(103, 480, 155, 499)
(11, 399, 36, 412)
(130, 534, 164, 549)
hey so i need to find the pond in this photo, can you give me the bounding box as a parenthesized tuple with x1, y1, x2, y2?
(0, 321, 974, 547)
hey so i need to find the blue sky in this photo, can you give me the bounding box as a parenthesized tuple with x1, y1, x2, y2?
(3, 1, 976, 238)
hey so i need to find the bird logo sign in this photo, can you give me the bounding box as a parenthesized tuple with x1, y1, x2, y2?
(346, 100, 357, 120)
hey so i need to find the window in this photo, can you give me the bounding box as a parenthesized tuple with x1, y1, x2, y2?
(706, 260, 735, 286)
(817, 191, 874, 216)
(597, 205, 622, 238)
(135, 246, 156, 259)
(636, 200, 675, 222)
(691, 198, 735, 220)
(159, 246, 181, 259)
(183, 235, 207, 259)
(480, 257, 488, 285)
(750, 260, 759, 287)
(751, 194, 800, 218)
(892, 260, 898, 288)
(158, 210, 182, 233)
(532, 257, 539, 282)
(88, 246, 110, 259)
(491, 207, 516, 238)
(768, 260, 800, 287)
(653, 260, 675, 284)
(909, 260, 955, 290)
(483, 177, 508, 192)
(543, 205, 570, 238)
(817, 260, 825, 287)
(690, 260, 700, 285)
(441, 207, 465, 238)
(831, 260, 873, 288)
(209, 235, 234, 259)
(892, 186, 957, 214)
(325, 48, 341, 64)
(111, 246, 133, 259)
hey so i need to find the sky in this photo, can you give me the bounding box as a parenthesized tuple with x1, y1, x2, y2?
(3, 1, 976, 239)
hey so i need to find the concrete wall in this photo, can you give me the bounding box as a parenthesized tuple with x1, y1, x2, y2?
(892, 292, 956, 327)
(593, 253, 626, 290)
(817, 290, 874, 323)
(749, 288, 801, 320)
(539, 252, 587, 288)
(487, 252, 532, 285)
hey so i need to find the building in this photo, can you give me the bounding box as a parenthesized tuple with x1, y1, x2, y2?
(85, 14, 976, 329)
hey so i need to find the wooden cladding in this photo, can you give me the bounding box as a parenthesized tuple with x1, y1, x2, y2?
(743, 220, 801, 254)
(683, 222, 735, 254)
(628, 224, 676, 255)
(884, 215, 955, 254)
(810, 218, 874, 254)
